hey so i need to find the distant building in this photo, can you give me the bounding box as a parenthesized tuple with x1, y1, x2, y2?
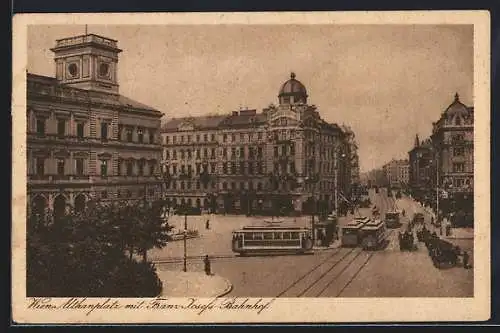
(382, 159, 409, 188)
(408, 135, 436, 203)
(161, 73, 354, 215)
(431, 93, 474, 219)
(27, 33, 164, 217)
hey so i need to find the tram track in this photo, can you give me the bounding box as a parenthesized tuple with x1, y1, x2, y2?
(275, 247, 360, 297)
(278, 229, 393, 297)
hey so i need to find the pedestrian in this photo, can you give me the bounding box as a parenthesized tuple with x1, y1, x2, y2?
(463, 251, 470, 269)
(204, 255, 212, 275)
(205, 218, 210, 230)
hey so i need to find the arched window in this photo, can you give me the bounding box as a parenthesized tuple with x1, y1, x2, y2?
(53, 195, 67, 220)
(455, 116, 462, 126)
(74, 194, 86, 213)
(31, 195, 47, 216)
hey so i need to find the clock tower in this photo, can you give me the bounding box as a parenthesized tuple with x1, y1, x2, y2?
(50, 33, 122, 94)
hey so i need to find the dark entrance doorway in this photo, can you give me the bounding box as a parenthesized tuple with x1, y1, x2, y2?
(74, 194, 86, 213)
(31, 195, 47, 216)
(53, 195, 67, 220)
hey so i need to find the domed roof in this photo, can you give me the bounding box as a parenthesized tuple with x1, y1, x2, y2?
(445, 93, 470, 117)
(279, 72, 308, 97)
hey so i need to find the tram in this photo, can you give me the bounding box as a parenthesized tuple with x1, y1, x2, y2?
(231, 220, 313, 256)
(360, 219, 387, 250)
(341, 217, 371, 247)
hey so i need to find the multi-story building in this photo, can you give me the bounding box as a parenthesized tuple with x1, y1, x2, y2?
(161, 72, 352, 215)
(408, 135, 436, 203)
(431, 93, 474, 218)
(27, 33, 164, 218)
(382, 159, 409, 189)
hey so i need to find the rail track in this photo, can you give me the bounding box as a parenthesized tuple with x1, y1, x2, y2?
(275, 230, 394, 297)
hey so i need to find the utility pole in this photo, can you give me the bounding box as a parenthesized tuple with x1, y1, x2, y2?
(335, 164, 338, 216)
(436, 152, 440, 222)
(183, 208, 187, 272)
(311, 182, 315, 242)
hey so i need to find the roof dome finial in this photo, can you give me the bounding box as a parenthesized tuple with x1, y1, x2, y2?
(454, 92, 460, 102)
(290, 72, 296, 80)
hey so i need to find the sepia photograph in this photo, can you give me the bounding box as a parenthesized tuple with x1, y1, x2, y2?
(12, 11, 490, 323)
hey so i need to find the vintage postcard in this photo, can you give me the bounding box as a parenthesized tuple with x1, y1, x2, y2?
(12, 11, 490, 323)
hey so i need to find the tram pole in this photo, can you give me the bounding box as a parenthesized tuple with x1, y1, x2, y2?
(436, 152, 440, 224)
(183, 208, 187, 272)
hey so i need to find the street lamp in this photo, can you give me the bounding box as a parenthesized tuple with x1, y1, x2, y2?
(334, 148, 347, 216)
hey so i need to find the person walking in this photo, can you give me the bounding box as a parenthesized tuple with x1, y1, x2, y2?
(205, 218, 210, 230)
(463, 251, 470, 269)
(204, 255, 212, 275)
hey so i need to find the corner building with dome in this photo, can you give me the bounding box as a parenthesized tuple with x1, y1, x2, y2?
(161, 73, 355, 215)
(430, 93, 474, 225)
(27, 33, 164, 218)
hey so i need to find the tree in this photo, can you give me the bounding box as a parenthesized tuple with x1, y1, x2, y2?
(26, 200, 171, 297)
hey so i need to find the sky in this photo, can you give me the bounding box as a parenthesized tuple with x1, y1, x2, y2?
(27, 24, 473, 173)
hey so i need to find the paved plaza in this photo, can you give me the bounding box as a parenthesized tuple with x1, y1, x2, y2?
(152, 189, 473, 298)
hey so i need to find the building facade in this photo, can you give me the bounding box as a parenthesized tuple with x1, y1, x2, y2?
(431, 93, 474, 220)
(27, 33, 164, 217)
(382, 159, 409, 189)
(408, 135, 436, 204)
(161, 73, 353, 215)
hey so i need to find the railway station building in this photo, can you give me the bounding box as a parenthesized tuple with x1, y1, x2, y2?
(27, 33, 164, 218)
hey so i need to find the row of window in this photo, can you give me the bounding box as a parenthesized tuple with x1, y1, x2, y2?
(117, 160, 156, 176)
(167, 161, 267, 176)
(165, 179, 337, 192)
(33, 157, 85, 176)
(164, 132, 266, 145)
(35, 118, 85, 138)
(453, 147, 465, 156)
(32, 158, 157, 177)
(165, 146, 265, 160)
(452, 162, 466, 173)
(34, 118, 156, 143)
(118, 125, 156, 144)
(163, 128, 340, 146)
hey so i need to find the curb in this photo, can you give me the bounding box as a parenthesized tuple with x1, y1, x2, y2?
(216, 277, 233, 297)
(444, 237, 474, 240)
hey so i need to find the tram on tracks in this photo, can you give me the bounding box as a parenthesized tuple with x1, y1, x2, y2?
(231, 220, 314, 256)
(341, 217, 371, 247)
(360, 219, 387, 250)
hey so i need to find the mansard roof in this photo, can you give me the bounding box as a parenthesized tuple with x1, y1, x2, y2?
(27, 72, 161, 114)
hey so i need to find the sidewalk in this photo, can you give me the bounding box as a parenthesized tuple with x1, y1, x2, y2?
(156, 269, 233, 297)
(444, 227, 474, 240)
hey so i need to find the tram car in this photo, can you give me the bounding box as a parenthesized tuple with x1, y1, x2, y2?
(385, 210, 401, 229)
(341, 217, 371, 247)
(360, 219, 388, 250)
(231, 220, 313, 256)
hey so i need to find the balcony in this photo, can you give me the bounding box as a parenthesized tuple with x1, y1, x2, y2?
(28, 174, 90, 184)
(28, 133, 90, 144)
